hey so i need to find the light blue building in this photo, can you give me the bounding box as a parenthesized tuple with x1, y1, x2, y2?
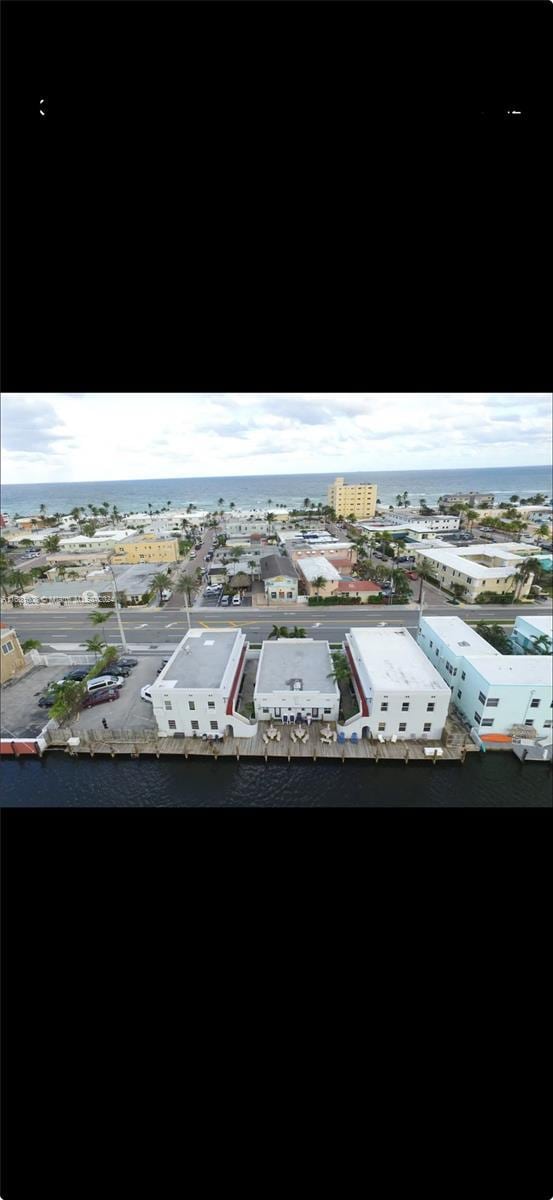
(511, 615, 552, 655)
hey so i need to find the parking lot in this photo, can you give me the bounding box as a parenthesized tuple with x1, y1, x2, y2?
(0, 656, 161, 739)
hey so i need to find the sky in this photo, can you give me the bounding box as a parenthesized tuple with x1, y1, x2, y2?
(1, 393, 551, 483)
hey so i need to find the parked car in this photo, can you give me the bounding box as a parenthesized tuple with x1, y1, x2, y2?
(189, 551, 197, 560)
(141, 685, 153, 702)
(205, 584, 222, 594)
(221, 594, 230, 606)
(232, 595, 241, 606)
(107, 662, 132, 676)
(38, 692, 58, 707)
(86, 674, 124, 694)
(161, 589, 172, 601)
(81, 687, 121, 709)
(115, 656, 138, 667)
(407, 571, 418, 580)
(447, 598, 461, 605)
(61, 668, 90, 681)
(156, 657, 171, 675)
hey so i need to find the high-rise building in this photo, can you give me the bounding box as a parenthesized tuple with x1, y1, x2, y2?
(328, 477, 377, 519)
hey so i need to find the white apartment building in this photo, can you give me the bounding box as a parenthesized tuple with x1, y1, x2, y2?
(510, 614, 552, 655)
(254, 639, 340, 724)
(416, 615, 553, 741)
(150, 629, 257, 739)
(340, 627, 451, 741)
(387, 515, 461, 532)
(59, 530, 135, 553)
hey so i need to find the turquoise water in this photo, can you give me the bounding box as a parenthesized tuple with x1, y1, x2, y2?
(2, 465, 552, 519)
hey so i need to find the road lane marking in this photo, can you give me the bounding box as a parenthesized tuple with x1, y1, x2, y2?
(135, 624, 148, 629)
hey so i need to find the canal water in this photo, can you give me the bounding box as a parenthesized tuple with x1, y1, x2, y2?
(1, 753, 551, 806)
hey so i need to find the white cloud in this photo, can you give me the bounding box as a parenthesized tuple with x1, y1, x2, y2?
(0, 393, 551, 483)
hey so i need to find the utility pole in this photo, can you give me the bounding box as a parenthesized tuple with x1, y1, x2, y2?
(103, 559, 128, 652)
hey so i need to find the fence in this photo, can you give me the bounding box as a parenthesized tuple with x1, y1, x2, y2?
(27, 650, 97, 668)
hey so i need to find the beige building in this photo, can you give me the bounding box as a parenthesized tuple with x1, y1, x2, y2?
(1, 625, 27, 684)
(110, 534, 180, 565)
(328, 477, 377, 519)
(411, 542, 538, 602)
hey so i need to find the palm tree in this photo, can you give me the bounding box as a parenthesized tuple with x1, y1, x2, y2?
(56, 564, 67, 581)
(395, 493, 403, 507)
(311, 575, 327, 598)
(89, 610, 112, 632)
(178, 573, 197, 605)
(303, 498, 311, 509)
(21, 639, 42, 653)
(229, 501, 235, 511)
(464, 509, 478, 532)
(537, 523, 550, 538)
(403, 491, 409, 507)
(218, 497, 224, 507)
(530, 634, 551, 655)
(451, 583, 466, 601)
(513, 562, 534, 601)
(269, 625, 289, 639)
(266, 512, 276, 527)
(43, 535, 61, 553)
(39, 503, 47, 520)
(327, 652, 351, 685)
(70, 507, 81, 522)
(8, 570, 27, 595)
(248, 559, 257, 577)
(290, 626, 306, 638)
(152, 571, 171, 604)
(509, 495, 519, 503)
(85, 634, 106, 662)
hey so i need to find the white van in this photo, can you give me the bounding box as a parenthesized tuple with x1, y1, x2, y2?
(87, 674, 124, 694)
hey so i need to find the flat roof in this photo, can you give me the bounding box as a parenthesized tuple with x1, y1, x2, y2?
(296, 556, 341, 581)
(465, 656, 552, 686)
(514, 614, 553, 638)
(159, 629, 242, 690)
(420, 616, 501, 656)
(350, 628, 451, 692)
(255, 640, 337, 695)
(412, 542, 537, 578)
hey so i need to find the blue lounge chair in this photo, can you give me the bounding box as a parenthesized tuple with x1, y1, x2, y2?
(351, 732, 359, 745)
(338, 732, 346, 745)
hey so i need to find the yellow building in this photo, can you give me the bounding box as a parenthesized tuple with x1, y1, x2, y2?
(1, 625, 27, 684)
(110, 535, 180, 565)
(328, 477, 377, 519)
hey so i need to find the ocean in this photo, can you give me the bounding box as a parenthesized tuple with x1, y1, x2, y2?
(2, 466, 552, 520)
(1, 752, 551, 807)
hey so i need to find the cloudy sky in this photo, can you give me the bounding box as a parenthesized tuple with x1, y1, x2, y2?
(1, 393, 551, 483)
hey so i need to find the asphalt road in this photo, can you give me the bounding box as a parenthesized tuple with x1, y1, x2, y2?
(3, 601, 551, 651)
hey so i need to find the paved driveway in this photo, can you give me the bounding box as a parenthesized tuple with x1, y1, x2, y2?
(71, 657, 158, 735)
(1, 665, 70, 738)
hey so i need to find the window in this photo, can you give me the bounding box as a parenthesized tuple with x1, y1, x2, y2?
(399, 723, 407, 732)
(435, 648, 439, 656)
(168, 720, 177, 730)
(191, 720, 199, 730)
(474, 712, 482, 725)
(208, 701, 215, 709)
(543, 721, 552, 728)
(429, 640, 433, 648)
(530, 698, 541, 708)
(524, 719, 534, 727)
(271, 592, 277, 599)
(188, 701, 195, 711)
(486, 698, 499, 707)
(478, 691, 486, 705)
(423, 723, 431, 732)
(481, 718, 494, 728)
(380, 702, 388, 711)
(324, 708, 331, 714)
(427, 702, 435, 712)
(287, 592, 293, 599)
(401, 702, 409, 712)
(164, 701, 172, 711)
(1, 641, 14, 654)
(378, 722, 386, 731)
(263, 708, 269, 714)
(457, 690, 462, 700)
(461, 671, 466, 681)
(210, 721, 218, 730)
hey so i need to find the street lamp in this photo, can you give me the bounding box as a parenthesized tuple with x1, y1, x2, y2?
(102, 559, 128, 653)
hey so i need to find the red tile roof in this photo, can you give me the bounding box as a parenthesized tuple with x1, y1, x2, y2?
(336, 581, 381, 593)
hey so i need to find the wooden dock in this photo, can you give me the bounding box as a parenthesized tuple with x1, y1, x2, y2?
(47, 724, 477, 763)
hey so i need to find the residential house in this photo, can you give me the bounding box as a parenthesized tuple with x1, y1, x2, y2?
(340, 627, 451, 741)
(260, 555, 299, 603)
(295, 556, 341, 598)
(150, 629, 257, 739)
(1, 625, 27, 684)
(254, 639, 339, 724)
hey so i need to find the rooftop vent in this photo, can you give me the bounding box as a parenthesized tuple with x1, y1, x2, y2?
(458, 641, 471, 646)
